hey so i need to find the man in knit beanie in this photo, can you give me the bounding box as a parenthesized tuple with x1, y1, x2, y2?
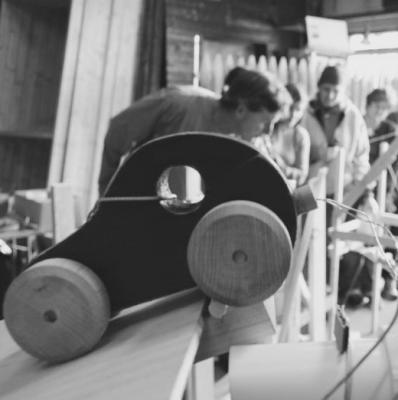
(302, 65, 370, 195)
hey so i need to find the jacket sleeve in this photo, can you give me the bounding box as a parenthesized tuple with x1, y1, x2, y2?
(98, 93, 165, 195)
(293, 126, 311, 185)
(352, 115, 370, 183)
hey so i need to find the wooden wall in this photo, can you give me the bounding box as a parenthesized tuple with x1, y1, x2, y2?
(0, 0, 69, 192)
(0, 134, 51, 192)
(0, 0, 68, 132)
(322, 0, 384, 16)
(166, 0, 281, 85)
(165, 0, 311, 86)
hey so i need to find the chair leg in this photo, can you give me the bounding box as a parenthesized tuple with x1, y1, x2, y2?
(371, 262, 382, 335)
(328, 239, 341, 339)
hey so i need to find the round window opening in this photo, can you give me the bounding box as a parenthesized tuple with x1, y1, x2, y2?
(156, 166, 205, 215)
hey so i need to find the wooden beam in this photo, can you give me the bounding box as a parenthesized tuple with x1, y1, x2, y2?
(380, 212, 398, 227)
(343, 136, 398, 208)
(308, 167, 327, 341)
(328, 148, 345, 339)
(330, 219, 361, 233)
(329, 229, 396, 248)
(51, 183, 75, 243)
(196, 301, 275, 362)
(48, 0, 144, 214)
(279, 210, 315, 342)
(47, 0, 85, 185)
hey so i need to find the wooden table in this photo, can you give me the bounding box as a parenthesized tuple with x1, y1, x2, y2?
(0, 289, 205, 400)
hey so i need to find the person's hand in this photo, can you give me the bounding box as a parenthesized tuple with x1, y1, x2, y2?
(326, 146, 340, 162)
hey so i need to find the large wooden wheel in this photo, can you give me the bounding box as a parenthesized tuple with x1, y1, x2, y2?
(188, 201, 292, 306)
(3, 258, 110, 363)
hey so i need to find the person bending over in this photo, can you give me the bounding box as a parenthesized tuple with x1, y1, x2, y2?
(98, 67, 288, 195)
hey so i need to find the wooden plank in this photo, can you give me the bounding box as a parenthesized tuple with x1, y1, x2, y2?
(0, 289, 205, 400)
(380, 212, 398, 227)
(369, 141, 389, 335)
(60, 0, 113, 211)
(308, 168, 327, 341)
(328, 148, 345, 339)
(329, 230, 396, 248)
(47, 0, 85, 185)
(331, 219, 361, 233)
(111, 0, 143, 114)
(371, 262, 383, 335)
(186, 359, 215, 400)
(376, 142, 389, 211)
(49, 0, 143, 213)
(343, 135, 398, 208)
(88, 0, 143, 207)
(51, 183, 75, 243)
(279, 210, 315, 342)
(196, 301, 275, 362)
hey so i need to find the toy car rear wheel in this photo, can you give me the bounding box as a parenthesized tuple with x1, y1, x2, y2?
(3, 258, 110, 363)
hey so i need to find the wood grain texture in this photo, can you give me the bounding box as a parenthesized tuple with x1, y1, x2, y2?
(0, 136, 51, 192)
(188, 201, 292, 306)
(165, 0, 280, 85)
(51, 183, 75, 243)
(0, 289, 205, 400)
(47, 0, 86, 186)
(196, 301, 276, 362)
(3, 258, 110, 363)
(48, 0, 144, 213)
(0, 0, 67, 131)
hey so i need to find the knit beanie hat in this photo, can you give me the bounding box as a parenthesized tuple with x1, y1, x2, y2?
(318, 66, 343, 86)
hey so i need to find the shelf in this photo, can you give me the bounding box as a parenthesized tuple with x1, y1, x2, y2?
(0, 130, 53, 140)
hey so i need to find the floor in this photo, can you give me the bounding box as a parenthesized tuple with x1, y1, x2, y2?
(346, 296, 398, 337)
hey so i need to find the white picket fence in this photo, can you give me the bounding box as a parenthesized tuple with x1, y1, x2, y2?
(199, 52, 398, 113)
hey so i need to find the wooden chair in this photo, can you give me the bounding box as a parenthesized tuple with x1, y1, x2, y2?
(329, 140, 398, 336)
(279, 167, 329, 342)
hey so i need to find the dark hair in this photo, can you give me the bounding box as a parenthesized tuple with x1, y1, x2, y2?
(285, 83, 303, 105)
(366, 89, 389, 107)
(220, 67, 284, 113)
